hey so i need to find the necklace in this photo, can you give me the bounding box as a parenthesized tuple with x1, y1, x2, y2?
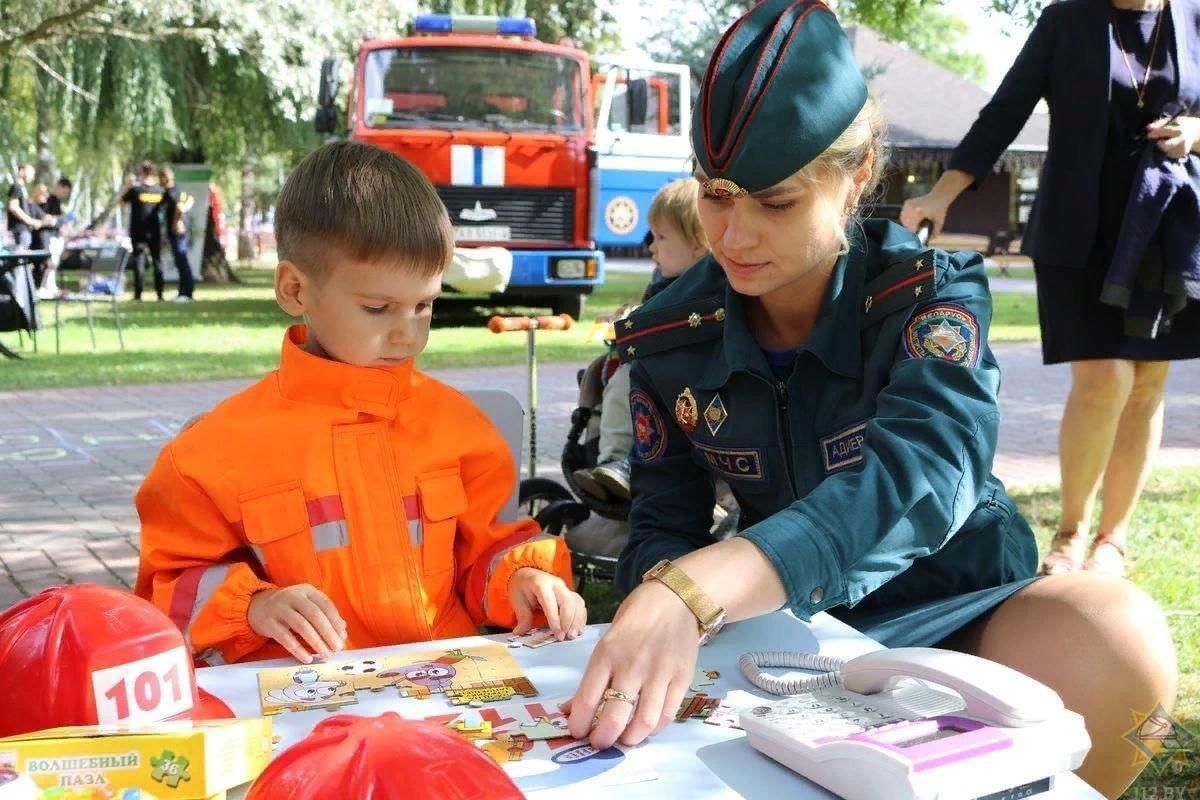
(1112, 2, 1167, 109)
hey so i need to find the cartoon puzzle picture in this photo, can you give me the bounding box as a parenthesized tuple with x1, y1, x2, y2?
(256, 644, 537, 715)
(428, 698, 636, 792)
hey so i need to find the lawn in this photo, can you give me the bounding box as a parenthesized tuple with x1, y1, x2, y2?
(0, 265, 1041, 391)
(580, 467, 1200, 794)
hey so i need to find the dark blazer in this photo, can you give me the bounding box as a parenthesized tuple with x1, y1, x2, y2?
(948, 0, 1200, 266)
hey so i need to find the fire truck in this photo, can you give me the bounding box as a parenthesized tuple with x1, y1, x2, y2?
(315, 14, 691, 318)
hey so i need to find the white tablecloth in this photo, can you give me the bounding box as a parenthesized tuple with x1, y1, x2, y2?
(196, 611, 1103, 799)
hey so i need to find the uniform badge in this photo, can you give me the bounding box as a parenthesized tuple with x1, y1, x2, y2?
(704, 393, 728, 437)
(701, 177, 749, 199)
(630, 389, 668, 461)
(821, 421, 867, 474)
(675, 388, 699, 433)
(903, 304, 980, 367)
(693, 444, 765, 482)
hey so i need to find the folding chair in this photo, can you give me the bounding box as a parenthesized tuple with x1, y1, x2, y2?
(53, 243, 129, 354)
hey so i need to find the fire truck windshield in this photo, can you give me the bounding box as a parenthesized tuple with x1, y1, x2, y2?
(363, 46, 585, 133)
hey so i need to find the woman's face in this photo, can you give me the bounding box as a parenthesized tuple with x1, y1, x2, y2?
(695, 165, 861, 300)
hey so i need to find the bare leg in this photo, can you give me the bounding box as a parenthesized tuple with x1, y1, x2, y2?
(1085, 361, 1170, 575)
(942, 574, 1178, 798)
(1043, 361, 1135, 574)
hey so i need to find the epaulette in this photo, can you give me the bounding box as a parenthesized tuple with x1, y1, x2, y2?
(615, 293, 726, 363)
(862, 249, 939, 326)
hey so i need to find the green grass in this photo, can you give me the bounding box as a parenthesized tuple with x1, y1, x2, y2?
(0, 268, 650, 391)
(581, 468, 1200, 793)
(0, 266, 1044, 391)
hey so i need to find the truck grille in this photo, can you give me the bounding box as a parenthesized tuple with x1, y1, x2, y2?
(438, 186, 574, 243)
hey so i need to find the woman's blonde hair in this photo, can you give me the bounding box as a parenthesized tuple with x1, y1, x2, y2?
(797, 95, 889, 253)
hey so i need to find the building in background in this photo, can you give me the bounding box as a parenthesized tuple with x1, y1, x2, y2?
(846, 25, 1047, 249)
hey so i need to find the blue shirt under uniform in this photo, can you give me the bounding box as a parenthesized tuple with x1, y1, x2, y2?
(613, 220, 1039, 648)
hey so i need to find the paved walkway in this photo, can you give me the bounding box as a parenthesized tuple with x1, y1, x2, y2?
(1, 345, 1197, 606)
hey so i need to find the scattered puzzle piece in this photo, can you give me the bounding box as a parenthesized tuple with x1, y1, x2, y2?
(149, 750, 192, 788)
(702, 704, 743, 730)
(690, 668, 720, 692)
(676, 693, 721, 722)
(518, 716, 570, 741)
(449, 719, 494, 740)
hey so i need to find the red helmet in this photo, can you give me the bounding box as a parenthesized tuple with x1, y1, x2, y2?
(0, 584, 233, 737)
(246, 713, 524, 800)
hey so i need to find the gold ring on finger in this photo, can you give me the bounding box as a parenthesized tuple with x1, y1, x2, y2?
(602, 687, 638, 705)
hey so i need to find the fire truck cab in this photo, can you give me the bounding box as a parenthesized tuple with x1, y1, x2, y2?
(317, 14, 606, 318)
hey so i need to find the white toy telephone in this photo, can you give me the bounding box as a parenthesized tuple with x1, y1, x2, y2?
(738, 648, 1091, 800)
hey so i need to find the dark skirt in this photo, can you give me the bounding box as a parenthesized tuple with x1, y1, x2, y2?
(1034, 263, 1200, 365)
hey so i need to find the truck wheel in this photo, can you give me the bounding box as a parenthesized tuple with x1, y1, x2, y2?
(551, 293, 585, 321)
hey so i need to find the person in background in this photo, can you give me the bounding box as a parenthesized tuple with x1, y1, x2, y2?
(900, 0, 1200, 578)
(158, 166, 196, 303)
(5, 164, 40, 250)
(121, 161, 165, 301)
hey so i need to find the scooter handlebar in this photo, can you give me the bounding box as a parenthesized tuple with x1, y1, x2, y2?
(487, 313, 574, 333)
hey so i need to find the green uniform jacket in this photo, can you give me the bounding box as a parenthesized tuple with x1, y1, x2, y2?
(614, 220, 1038, 647)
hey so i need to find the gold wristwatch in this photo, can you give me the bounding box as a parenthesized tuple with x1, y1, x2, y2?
(643, 559, 727, 645)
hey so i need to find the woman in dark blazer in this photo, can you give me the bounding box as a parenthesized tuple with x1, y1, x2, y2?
(903, 0, 1200, 579)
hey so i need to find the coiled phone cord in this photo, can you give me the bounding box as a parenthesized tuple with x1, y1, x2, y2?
(739, 651, 847, 696)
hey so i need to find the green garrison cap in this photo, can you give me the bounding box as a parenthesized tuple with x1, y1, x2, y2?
(693, 0, 868, 197)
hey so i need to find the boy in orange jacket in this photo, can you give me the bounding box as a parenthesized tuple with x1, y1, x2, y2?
(135, 142, 585, 665)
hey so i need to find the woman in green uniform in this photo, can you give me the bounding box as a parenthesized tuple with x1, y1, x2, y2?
(564, 2, 1177, 796)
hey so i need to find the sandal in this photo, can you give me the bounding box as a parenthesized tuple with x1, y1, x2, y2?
(1082, 534, 1127, 578)
(1039, 530, 1088, 576)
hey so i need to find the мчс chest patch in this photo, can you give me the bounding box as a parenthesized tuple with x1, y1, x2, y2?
(903, 304, 980, 367)
(630, 389, 668, 461)
(692, 443, 765, 482)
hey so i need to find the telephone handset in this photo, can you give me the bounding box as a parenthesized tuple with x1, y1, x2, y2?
(739, 647, 1091, 800)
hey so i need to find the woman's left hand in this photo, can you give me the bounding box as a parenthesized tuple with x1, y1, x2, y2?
(563, 580, 701, 750)
(1146, 115, 1200, 159)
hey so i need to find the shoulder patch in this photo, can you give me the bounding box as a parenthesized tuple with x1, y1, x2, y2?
(903, 303, 981, 367)
(862, 250, 938, 326)
(630, 389, 668, 461)
(616, 294, 725, 363)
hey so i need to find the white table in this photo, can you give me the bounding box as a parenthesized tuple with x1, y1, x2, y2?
(197, 611, 1103, 799)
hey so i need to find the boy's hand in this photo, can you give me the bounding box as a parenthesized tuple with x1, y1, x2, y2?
(510, 567, 587, 641)
(247, 584, 348, 664)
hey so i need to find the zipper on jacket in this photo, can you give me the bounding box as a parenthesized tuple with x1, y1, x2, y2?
(774, 379, 798, 498)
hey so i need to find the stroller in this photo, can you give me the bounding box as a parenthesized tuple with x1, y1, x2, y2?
(526, 348, 738, 590)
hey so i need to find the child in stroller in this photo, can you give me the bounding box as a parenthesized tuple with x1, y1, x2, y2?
(571, 177, 710, 503)
(535, 178, 736, 585)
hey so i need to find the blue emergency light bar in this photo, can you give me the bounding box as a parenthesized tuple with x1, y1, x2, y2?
(412, 14, 537, 37)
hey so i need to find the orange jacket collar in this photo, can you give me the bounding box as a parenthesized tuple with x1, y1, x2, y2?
(277, 325, 412, 419)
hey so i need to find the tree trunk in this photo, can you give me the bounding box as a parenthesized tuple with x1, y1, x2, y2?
(237, 160, 257, 262)
(34, 61, 56, 182)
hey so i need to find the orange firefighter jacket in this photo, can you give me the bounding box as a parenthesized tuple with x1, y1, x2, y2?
(134, 325, 572, 664)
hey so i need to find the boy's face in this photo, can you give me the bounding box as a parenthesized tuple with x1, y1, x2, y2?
(648, 219, 706, 278)
(276, 251, 442, 368)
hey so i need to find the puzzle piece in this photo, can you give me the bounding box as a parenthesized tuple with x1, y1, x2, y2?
(690, 668, 720, 692)
(702, 704, 743, 730)
(518, 716, 570, 741)
(449, 719, 493, 740)
(149, 749, 192, 788)
(448, 686, 518, 705)
(507, 627, 559, 648)
(676, 693, 721, 722)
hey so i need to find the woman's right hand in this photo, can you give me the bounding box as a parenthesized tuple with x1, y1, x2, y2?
(900, 193, 951, 237)
(564, 580, 702, 750)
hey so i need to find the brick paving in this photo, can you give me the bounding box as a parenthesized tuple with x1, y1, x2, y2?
(1, 343, 1197, 605)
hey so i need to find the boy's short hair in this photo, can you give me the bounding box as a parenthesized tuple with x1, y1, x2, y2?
(648, 177, 707, 251)
(56, 177, 72, 190)
(139, 161, 156, 178)
(275, 141, 453, 280)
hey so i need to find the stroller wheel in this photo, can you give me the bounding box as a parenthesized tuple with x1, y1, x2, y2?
(518, 477, 575, 521)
